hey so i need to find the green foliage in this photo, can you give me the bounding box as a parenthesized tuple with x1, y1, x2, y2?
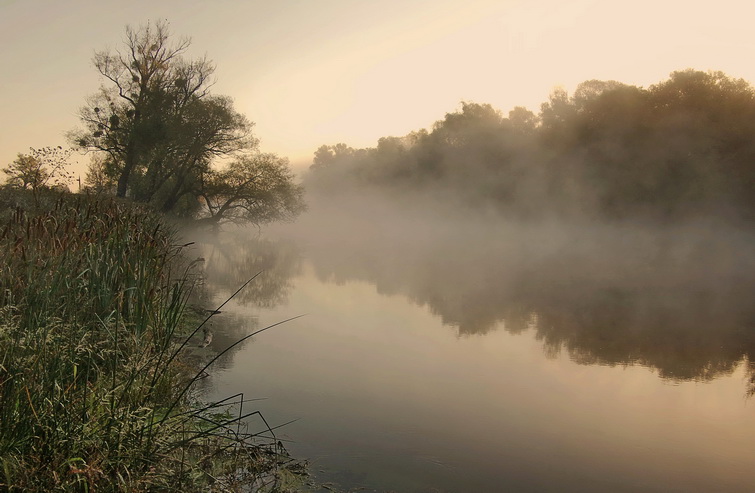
(306, 69, 755, 222)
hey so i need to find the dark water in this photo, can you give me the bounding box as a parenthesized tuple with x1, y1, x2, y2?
(188, 206, 755, 492)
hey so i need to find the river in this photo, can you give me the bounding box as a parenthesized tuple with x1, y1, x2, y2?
(187, 202, 755, 492)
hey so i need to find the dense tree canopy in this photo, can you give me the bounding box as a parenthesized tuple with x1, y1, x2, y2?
(70, 21, 304, 225)
(306, 69, 755, 223)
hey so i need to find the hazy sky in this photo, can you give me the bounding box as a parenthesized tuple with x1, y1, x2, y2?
(2, 0, 754, 175)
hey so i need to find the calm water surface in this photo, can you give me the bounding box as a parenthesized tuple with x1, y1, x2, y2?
(189, 211, 755, 492)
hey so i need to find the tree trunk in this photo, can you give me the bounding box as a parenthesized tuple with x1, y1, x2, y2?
(116, 142, 136, 198)
(160, 163, 196, 212)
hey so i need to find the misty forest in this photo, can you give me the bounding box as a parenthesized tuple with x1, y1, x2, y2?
(3, 19, 755, 493)
(307, 69, 755, 223)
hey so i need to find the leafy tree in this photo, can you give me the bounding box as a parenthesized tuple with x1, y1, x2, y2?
(83, 153, 117, 195)
(306, 69, 755, 222)
(198, 153, 305, 226)
(70, 22, 253, 203)
(70, 21, 303, 225)
(310, 143, 365, 171)
(2, 147, 73, 201)
(507, 106, 539, 133)
(647, 70, 755, 216)
(539, 87, 579, 148)
(306, 144, 370, 193)
(3, 154, 48, 191)
(431, 102, 504, 148)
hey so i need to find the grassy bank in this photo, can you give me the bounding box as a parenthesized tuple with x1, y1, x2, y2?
(0, 189, 305, 491)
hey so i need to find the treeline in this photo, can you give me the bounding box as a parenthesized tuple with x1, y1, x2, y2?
(305, 70, 755, 222)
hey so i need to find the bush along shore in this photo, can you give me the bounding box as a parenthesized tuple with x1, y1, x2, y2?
(0, 189, 307, 492)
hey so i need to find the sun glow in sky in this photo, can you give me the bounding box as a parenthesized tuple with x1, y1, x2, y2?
(2, 0, 754, 175)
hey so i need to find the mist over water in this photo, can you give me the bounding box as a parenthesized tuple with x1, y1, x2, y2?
(178, 68, 755, 492)
(185, 184, 755, 491)
(277, 191, 755, 380)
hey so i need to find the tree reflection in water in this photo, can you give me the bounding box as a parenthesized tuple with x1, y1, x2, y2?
(182, 216, 755, 393)
(181, 226, 303, 370)
(293, 212, 755, 392)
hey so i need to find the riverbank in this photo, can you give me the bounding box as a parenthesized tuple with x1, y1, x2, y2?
(0, 189, 306, 491)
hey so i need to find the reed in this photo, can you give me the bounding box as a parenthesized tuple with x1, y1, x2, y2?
(0, 189, 305, 492)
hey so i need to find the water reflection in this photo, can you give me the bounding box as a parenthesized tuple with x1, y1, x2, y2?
(268, 212, 755, 389)
(192, 228, 302, 308)
(188, 215, 755, 492)
(184, 229, 303, 370)
(184, 213, 755, 388)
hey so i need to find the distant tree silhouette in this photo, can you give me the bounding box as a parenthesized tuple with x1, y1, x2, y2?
(2, 147, 73, 205)
(306, 69, 755, 222)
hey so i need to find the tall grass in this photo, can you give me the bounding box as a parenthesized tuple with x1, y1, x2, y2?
(0, 190, 305, 491)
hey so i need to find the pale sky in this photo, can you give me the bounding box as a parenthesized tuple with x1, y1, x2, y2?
(2, 0, 754, 176)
